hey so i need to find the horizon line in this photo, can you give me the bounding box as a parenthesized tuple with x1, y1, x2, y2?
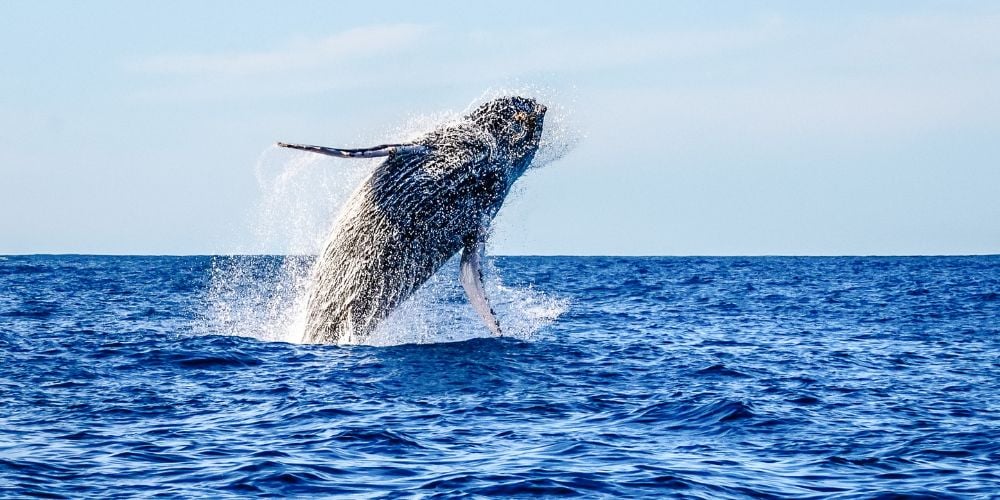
(2, 253, 998, 258)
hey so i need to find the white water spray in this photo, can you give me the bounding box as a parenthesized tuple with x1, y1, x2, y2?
(207, 90, 576, 346)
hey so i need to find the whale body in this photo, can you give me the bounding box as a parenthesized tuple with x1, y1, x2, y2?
(279, 96, 546, 344)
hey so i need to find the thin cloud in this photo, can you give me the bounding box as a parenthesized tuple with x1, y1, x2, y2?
(395, 18, 789, 85)
(135, 24, 429, 76)
(127, 8, 1000, 129)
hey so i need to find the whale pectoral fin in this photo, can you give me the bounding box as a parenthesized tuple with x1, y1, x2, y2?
(277, 142, 428, 159)
(460, 233, 502, 336)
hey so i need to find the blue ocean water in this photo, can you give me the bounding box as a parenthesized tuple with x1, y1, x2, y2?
(1, 255, 998, 498)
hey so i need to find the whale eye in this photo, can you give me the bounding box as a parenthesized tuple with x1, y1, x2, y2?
(510, 122, 527, 141)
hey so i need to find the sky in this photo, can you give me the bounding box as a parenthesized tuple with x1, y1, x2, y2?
(1, 1, 998, 255)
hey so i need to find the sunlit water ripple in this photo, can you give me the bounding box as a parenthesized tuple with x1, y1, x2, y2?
(1, 255, 998, 497)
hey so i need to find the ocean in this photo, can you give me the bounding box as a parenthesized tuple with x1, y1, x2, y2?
(1, 255, 998, 498)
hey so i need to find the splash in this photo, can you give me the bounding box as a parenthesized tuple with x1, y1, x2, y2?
(206, 145, 373, 343)
(206, 90, 576, 346)
(366, 258, 569, 347)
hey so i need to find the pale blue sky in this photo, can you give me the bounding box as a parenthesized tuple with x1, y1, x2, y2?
(2, 1, 998, 255)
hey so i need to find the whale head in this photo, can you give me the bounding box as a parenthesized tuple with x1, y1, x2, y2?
(467, 96, 546, 182)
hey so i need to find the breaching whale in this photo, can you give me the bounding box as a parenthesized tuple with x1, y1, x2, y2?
(278, 96, 546, 344)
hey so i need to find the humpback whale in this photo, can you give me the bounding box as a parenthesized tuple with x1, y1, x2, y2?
(279, 96, 546, 344)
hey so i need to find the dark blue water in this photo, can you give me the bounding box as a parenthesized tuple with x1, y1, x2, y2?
(1, 255, 998, 498)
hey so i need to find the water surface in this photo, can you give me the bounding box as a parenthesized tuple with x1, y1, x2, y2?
(1, 255, 998, 497)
